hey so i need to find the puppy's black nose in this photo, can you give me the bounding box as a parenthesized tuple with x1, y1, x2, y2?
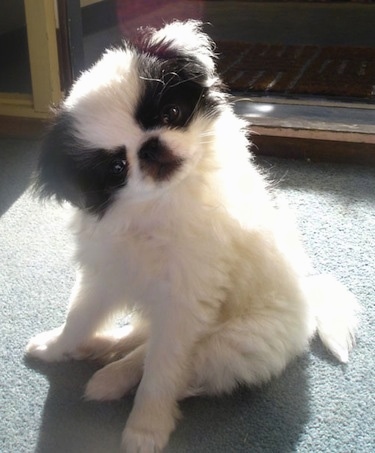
(138, 137, 183, 181)
(139, 138, 160, 162)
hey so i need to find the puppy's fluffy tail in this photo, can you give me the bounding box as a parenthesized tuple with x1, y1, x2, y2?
(304, 274, 360, 363)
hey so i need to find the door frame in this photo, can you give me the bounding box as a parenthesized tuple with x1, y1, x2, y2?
(0, 0, 62, 118)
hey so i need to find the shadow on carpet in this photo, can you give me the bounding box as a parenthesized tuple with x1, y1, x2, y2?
(24, 354, 311, 453)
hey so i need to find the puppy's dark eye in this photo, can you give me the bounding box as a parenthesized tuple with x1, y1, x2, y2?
(161, 105, 181, 125)
(110, 159, 127, 175)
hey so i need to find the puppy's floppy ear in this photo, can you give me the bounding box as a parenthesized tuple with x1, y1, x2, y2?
(137, 20, 218, 87)
(34, 111, 84, 208)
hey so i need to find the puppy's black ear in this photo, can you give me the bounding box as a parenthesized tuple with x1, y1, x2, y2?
(34, 112, 83, 208)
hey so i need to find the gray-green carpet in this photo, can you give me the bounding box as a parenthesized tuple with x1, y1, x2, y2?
(1, 137, 374, 452)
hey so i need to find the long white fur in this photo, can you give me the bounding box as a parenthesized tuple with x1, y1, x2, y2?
(26, 21, 359, 453)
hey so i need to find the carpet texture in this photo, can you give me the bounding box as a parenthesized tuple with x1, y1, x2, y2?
(217, 41, 375, 100)
(1, 137, 374, 453)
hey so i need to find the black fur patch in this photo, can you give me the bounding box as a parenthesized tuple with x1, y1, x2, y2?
(135, 39, 223, 131)
(35, 112, 128, 217)
(138, 137, 183, 181)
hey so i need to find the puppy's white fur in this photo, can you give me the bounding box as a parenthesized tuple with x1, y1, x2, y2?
(26, 21, 359, 453)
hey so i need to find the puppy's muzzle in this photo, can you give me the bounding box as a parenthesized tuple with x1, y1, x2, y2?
(138, 138, 183, 181)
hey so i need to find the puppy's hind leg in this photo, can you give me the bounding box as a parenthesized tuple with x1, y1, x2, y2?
(186, 311, 312, 398)
(85, 344, 146, 401)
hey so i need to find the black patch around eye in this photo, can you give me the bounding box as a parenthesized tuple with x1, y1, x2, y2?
(137, 78, 202, 130)
(79, 147, 128, 215)
(135, 55, 222, 131)
(35, 112, 128, 218)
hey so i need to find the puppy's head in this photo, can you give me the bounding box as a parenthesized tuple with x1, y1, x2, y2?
(36, 21, 226, 217)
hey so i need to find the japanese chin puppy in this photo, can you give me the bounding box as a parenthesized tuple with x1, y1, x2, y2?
(26, 21, 359, 453)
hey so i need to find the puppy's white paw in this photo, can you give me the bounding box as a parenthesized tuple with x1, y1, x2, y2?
(25, 327, 68, 362)
(122, 426, 169, 453)
(85, 356, 143, 401)
(121, 400, 178, 452)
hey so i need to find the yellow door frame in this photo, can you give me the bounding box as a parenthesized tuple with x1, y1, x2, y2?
(0, 0, 62, 119)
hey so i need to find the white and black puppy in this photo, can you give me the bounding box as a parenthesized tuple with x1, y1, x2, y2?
(26, 21, 359, 452)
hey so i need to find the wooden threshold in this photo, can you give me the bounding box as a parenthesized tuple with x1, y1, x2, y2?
(251, 135, 375, 166)
(0, 115, 46, 139)
(235, 97, 375, 145)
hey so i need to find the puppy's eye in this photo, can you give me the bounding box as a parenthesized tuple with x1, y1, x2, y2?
(110, 159, 127, 175)
(161, 105, 181, 125)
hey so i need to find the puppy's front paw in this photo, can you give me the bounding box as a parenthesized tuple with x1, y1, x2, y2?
(121, 402, 178, 453)
(26, 326, 68, 362)
(122, 426, 169, 453)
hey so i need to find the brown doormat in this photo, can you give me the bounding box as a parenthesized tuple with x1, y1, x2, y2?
(216, 41, 375, 101)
